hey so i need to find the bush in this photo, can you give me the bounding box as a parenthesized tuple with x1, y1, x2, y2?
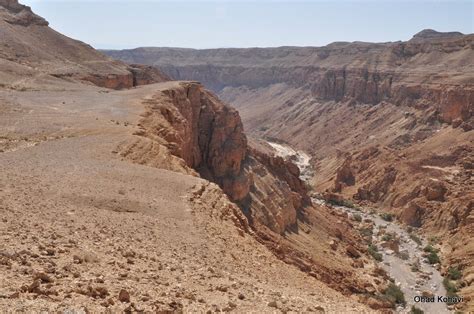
(397, 251, 410, 260)
(411, 263, 420, 272)
(410, 306, 424, 314)
(447, 266, 462, 280)
(409, 233, 422, 245)
(382, 233, 394, 241)
(426, 251, 440, 264)
(328, 198, 357, 209)
(380, 212, 394, 222)
(384, 283, 406, 306)
(353, 213, 362, 222)
(423, 245, 438, 253)
(360, 227, 373, 238)
(368, 244, 383, 262)
(443, 278, 460, 305)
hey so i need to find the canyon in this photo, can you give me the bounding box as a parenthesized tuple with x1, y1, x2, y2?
(106, 29, 474, 311)
(0, 1, 417, 312)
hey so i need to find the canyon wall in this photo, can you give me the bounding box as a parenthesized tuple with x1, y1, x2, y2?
(105, 31, 474, 126)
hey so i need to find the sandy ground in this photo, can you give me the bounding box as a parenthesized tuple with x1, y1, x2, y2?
(0, 82, 373, 313)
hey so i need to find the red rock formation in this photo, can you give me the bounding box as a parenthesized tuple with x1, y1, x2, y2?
(134, 82, 250, 203)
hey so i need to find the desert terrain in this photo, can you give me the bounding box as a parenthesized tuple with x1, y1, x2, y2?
(0, 1, 418, 312)
(107, 29, 474, 311)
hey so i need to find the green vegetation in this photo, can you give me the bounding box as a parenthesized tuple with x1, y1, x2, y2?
(383, 283, 406, 306)
(368, 244, 383, 262)
(382, 233, 394, 241)
(410, 306, 424, 314)
(409, 233, 422, 245)
(359, 227, 373, 238)
(397, 251, 409, 260)
(380, 212, 394, 222)
(443, 278, 460, 305)
(429, 236, 439, 244)
(327, 198, 358, 209)
(447, 266, 462, 280)
(426, 251, 440, 264)
(353, 213, 362, 222)
(411, 263, 420, 272)
(423, 244, 438, 253)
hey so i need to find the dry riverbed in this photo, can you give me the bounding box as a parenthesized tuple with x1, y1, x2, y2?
(268, 141, 452, 313)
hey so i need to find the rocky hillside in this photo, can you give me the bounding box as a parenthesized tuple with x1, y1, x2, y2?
(105, 30, 474, 310)
(0, 0, 168, 89)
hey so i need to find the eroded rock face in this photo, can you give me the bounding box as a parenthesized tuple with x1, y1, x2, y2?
(105, 34, 474, 125)
(0, 0, 48, 26)
(242, 145, 310, 234)
(132, 82, 250, 203)
(334, 157, 355, 192)
(127, 82, 310, 234)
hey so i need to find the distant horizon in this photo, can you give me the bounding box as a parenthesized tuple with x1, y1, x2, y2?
(99, 28, 470, 51)
(22, 0, 473, 50)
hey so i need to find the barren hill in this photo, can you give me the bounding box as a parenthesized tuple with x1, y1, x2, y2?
(0, 0, 168, 90)
(106, 29, 474, 310)
(0, 1, 398, 312)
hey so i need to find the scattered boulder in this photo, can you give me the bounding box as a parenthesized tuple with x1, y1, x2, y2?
(424, 181, 447, 201)
(118, 289, 131, 303)
(346, 245, 361, 258)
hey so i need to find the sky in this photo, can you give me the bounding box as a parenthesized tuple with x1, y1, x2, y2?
(22, 0, 474, 49)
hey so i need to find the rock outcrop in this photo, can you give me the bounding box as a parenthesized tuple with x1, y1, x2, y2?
(128, 82, 250, 202)
(0, 1, 168, 90)
(0, 0, 48, 26)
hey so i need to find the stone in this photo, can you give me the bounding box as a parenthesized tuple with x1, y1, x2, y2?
(118, 289, 130, 303)
(346, 245, 361, 258)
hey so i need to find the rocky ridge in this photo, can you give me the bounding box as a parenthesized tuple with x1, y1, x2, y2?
(0, 0, 168, 90)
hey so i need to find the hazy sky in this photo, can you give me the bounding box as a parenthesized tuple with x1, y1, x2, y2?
(22, 0, 473, 49)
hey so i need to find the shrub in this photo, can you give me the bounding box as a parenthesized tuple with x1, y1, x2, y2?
(380, 212, 394, 222)
(409, 233, 422, 245)
(443, 278, 460, 305)
(328, 198, 357, 209)
(410, 306, 424, 314)
(382, 233, 394, 241)
(447, 266, 462, 280)
(368, 244, 383, 262)
(359, 227, 373, 238)
(384, 283, 406, 306)
(397, 251, 410, 260)
(426, 251, 440, 264)
(423, 245, 438, 253)
(353, 213, 362, 222)
(411, 263, 420, 272)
